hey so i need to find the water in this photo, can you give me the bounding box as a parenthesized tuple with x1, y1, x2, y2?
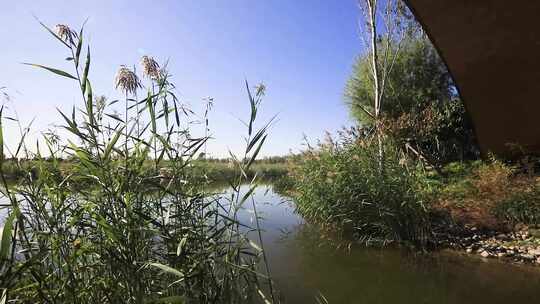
(232, 184, 540, 304)
(4, 184, 540, 303)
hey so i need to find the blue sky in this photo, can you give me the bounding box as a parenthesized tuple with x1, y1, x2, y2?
(0, 0, 362, 157)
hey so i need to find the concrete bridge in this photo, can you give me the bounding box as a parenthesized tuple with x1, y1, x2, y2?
(404, 1, 540, 156)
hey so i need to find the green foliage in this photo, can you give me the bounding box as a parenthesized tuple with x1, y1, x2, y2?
(387, 100, 478, 162)
(416, 160, 485, 203)
(345, 34, 479, 163)
(346, 35, 454, 124)
(272, 174, 295, 196)
(187, 160, 287, 183)
(434, 159, 514, 203)
(0, 159, 287, 185)
(494, 186, 540, 226)
(0, 22, 275, 303)
(289, 136, 432, 247)
(427, 159, 540, 230)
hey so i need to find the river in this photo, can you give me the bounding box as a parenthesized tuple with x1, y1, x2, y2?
(229, 184, 540, 303)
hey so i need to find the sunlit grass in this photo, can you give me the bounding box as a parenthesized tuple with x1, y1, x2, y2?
(0, 21, 277, 303)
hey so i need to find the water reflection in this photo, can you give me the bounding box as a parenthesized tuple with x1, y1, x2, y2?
(4, 183, 540, 303)
(230, 184, 540, 304)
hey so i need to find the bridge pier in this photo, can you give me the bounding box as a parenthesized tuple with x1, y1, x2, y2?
(404, 1, 540, 156)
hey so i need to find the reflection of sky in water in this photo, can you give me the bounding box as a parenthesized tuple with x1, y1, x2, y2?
(4, 184, 540, 303)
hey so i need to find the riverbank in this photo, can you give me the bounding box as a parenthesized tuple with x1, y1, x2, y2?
(436, 224, 540, 265)
(223, 184, 540, 304)
(429, 160, 540, 264)
(276, 152, 540, 267)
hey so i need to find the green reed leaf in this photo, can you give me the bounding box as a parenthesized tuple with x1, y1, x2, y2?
(246, 135, 267, 170)
(75, 27, 84, 68)
(104, 126, 125, 160)
(151, 296, 185, 304)
(22, 63, 77, 80)
(0, 208, 18, 260)
(0, 288, 7, 304)
(176, 236, 187, 256)
(146, 90, 157, 133)
(247, 127, 267, 154)
(15, 119, 34, 158)
(245, 80, 256, 136)
(148, 262, 184, 278)
(85, 79, 95, 131)
(248, 240, 262, 252)
(81, 46, 90, 94)
(105, 113, 125, 123)
(239, 184, 257, 208)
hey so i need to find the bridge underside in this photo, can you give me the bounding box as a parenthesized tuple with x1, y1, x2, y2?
(404, 1, 540, 156)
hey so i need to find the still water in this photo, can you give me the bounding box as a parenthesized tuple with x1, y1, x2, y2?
(230, 184, 540, 304)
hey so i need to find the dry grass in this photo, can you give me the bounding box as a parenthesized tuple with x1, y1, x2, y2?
(434, 160, 539, 230)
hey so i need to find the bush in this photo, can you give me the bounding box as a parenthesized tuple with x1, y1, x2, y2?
(345, 33, 479, 164)
(433, 159, 538, 230)
(494, 186, 540, 226)
(385, 101, 479, 163)
(289, 136, 431, 247)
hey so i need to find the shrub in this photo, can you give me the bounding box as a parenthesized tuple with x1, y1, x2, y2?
(475, 160, 511, 194)
(494, 186, 540, 226)
(433, 159, 538, 230)
(345, 32, 480, 164)
(289, 136, 431, 247)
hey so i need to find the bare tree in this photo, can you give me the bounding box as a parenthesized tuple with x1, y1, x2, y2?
(356, 0, 408, 171)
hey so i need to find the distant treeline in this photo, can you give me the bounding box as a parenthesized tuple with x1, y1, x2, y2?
(198, 155, 291, 164)
(0, 157, 288, 182)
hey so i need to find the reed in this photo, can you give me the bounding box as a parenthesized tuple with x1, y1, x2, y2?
(0, 21, 275, 303)
(288, 131, 432, 248)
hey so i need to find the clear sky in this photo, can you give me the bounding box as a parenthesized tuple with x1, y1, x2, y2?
(0, 0, 362, 157)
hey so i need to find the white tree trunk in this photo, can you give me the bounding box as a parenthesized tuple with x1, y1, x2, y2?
(365, 0, 384, 173)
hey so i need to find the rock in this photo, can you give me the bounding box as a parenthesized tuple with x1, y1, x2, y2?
(529, 248, 540, 256)
(521, 254, 535, 262)
(480, 250, 490, 258)
(496, 233, 511, 241)
(466, 248, 473, 254)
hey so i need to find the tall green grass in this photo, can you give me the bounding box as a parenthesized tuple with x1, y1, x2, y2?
(0, 21, 276, 303)
(288, 132, 432, 248)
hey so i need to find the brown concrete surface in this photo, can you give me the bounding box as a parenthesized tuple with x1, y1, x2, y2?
(404, 1, 540, 156)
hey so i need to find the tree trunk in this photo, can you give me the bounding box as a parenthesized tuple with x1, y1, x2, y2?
(366, 0, 384, 173)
